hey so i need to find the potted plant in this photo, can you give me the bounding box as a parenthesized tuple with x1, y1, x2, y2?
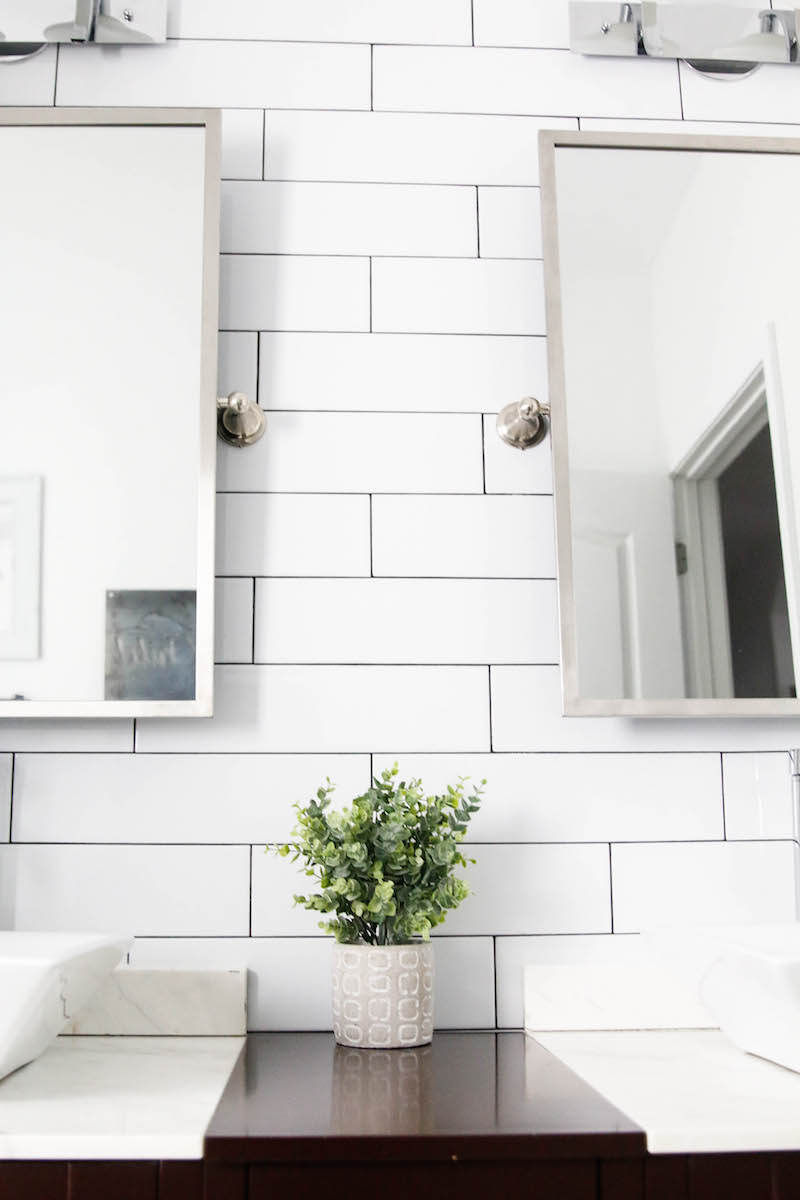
(277, 764, 484, 1049)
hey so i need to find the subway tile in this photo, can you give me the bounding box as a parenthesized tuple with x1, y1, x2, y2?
(0, 721, 133, 753)
(372, 495, 556, 578)
(373, 46, 681, 119)
(130, 935, 493, 1030)
(0, 844, 249, 936)
(56, 41, 370, 109)
(215, 578, 253, 664)
(495, 934, 645, 1028)
(679, 61, 800, 124)
(217, 413, 484, 493)
(0, 46, 56, 105)
(218, 332, 258, 402)
(611, 842, 796, 932)
(136, 665, 491, 753)
(168, 0, 472, 45)
(478, 187, 542, 258)
(221, 110, 263, 180)
(723, 752, 793, 840)
(441, 844, 611, 935)
(491, 666, 800, 751)
(12, 753, 369, 844)
(430, 937, 496, 1028)
(483, 414, 554, 494)
(264, 112, 578, 186)
(220, 255, 370, 333)
(372, 259, 545, 335)
(374, 753, 725, 842)
(0, 756, 10, 842)
(258, 332, 548, 414)
(252, 848, 324, 936)
(216, 494, 371, 577)
(221, 181, 477, 257)
(254, 579, 559, 664)
(474, 0, 571, 48)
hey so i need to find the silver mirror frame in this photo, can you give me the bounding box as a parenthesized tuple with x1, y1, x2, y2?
(540, 128, 800, 718)
(0, 107, 221, 718)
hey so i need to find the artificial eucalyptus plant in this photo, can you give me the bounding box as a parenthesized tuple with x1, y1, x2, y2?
(276, 765, 485, 945)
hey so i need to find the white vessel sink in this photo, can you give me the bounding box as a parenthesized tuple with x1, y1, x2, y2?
(695, 925, 800, 1075)
(0, 932, 131, 1082)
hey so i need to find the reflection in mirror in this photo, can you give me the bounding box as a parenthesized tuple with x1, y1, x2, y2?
(546, 137, 800, 713)
(0, 114, 218, 715)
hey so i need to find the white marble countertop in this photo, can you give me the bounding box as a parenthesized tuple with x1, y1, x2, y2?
(536, 1029, 800, 1155)
(0, 1036, 244, 1160)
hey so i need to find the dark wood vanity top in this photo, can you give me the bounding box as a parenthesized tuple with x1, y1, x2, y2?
(204, 1032, 645, 1164)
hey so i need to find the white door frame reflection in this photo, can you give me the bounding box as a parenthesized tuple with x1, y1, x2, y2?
(541, 130, 800, 717)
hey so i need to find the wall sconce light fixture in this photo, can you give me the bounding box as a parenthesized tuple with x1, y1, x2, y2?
(570, 2, 798, 76)
(0, 0, 167, 59)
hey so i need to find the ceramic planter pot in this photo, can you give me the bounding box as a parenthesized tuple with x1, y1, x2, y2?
(332, 943, 434, 1049)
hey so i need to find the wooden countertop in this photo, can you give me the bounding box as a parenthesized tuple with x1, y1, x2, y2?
(204, 1032, 646, 1165)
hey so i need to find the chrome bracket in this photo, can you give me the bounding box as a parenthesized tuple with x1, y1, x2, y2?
(217, 392, 267, 449)
(496, 397, 551, 450)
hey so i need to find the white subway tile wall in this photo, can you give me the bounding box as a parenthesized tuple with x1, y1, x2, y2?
(0, 757, 10, 843)
(3, 4, 799, 1031)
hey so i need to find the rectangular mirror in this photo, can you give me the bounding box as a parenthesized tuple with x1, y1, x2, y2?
(541, 130, 800, 717)
(0, 109, 220, 717)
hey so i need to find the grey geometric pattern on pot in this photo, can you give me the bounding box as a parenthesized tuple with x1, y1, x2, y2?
(332, 943, 434, 1049)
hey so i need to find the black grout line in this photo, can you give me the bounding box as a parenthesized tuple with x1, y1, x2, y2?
(53, 45, 59, 105)
(368, 495, 374, 576)
(132, 719, 137, 754)
(608, 843, 614, 933)
(221, 250, 540, 260)
(475, 185, 481, 258)
(251, 578, 257, 663)
(230, 179, 542, 189)
(720, 753, 727, 840)
(6, 837, 765, 848)
(217, 575, 558, 581)
(215, 491, 553, 497)
(480, 415, 487, 492)
(249, 845, 254, 936)
(492, 935, 498, 1026)
(470, 0, 475, 46)
(368, 256, 373, 330)
(8, 754, 14, 843)
(6, 749, 766, 758)
(677, 60, 685, 120)
(218, 330, 543, 338)
(370, 44, 374, 110)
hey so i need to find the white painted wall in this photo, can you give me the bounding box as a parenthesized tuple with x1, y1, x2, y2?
(0, 0, 799, 1032)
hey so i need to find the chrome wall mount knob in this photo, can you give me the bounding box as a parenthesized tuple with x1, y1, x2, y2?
(217, 391, 266, 448)
(496, 397, 551, 449)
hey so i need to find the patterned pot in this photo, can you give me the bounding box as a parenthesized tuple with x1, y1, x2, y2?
(331, 943, 434, 1049)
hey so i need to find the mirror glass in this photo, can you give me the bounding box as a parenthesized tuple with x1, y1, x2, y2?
(548, 138, 800, 714)
(0, 115, 217, 715)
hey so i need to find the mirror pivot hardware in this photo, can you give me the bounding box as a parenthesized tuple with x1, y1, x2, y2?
(217, 392, 267, 449)
(496, 397, 551, 450)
